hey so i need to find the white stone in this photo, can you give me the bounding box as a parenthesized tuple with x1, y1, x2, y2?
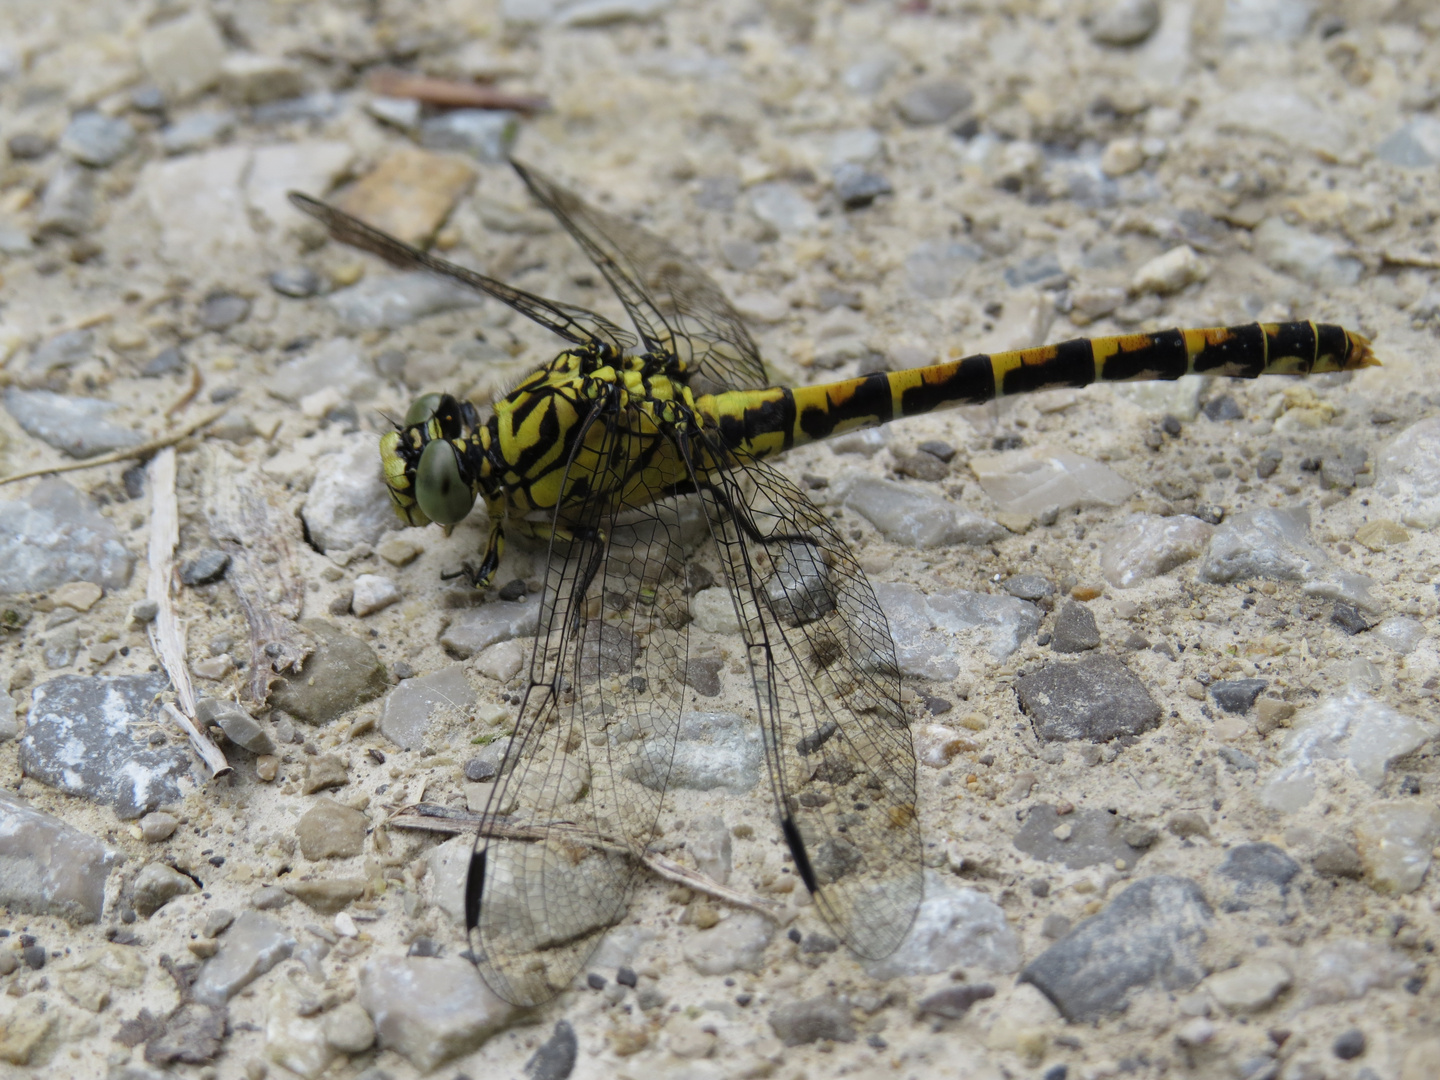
(140, 148, 258, 273)
(1375, 417, 1440, 529)
(357, 956, 513, 1071)
(139, 12, 228, 102)
(474, 639, 525, 682)
(1130, 245, 1207, 295)
(690, 587, 741, 634)
(1102, 514, 1214, 588)
(246, 142, 357, 235)
(266, 983, 338, 1079)
(970, 450, 1135, 517)
(683, 911, 773, 976)
(1354, 801, 1440, 895)
(219, 54, 307, 105)
(350, 575, 400, 617)
(300, 433, 396, 555)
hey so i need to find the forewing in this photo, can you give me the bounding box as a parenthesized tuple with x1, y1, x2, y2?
(513, 162, 770, 394)
(287, 192, 637, 355)
(688, 437, 922, 959)
(469, 397, 696, 1006)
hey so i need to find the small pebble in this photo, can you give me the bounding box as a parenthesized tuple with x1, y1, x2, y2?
(139, 811, 180, 842)
(270, 267, 321, 298)
(1333, 1029, 1366, 1060)
(7, 132, 51, 160)
(180, 550, 230, 586)
(199, 292, 251, 332)
(59, 112, 136, 167)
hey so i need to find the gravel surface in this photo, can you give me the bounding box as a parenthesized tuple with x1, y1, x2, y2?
(0, 1, 1438, 1078)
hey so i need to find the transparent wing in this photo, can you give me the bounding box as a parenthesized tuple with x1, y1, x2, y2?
(287, 192, 637, 356)
(467, 395, 698, 1007)
(684, 436, 923, 958)
(513, 161, 770, 394)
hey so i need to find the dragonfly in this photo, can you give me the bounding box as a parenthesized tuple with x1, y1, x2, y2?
(289, 164, 1376, 1007)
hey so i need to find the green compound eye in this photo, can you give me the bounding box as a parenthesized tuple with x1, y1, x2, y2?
(404, 393, 447, 429)
(415, 439, 475, 525)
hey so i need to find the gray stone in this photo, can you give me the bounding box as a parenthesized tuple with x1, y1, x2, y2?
(142, 347, 186, 377)
(160, 110, 236, 155)
(525, 1020, 577, 1080)
(1005, 253, 1065, 288)
(1354, 800, 1440, 894)
(269, 340, 379, 405)
(749, 183, 818, 235)
(131, 862, 198, 917)
(1003, 575, 1055, 602)
(0, 481, 133, 594)
(36, 164, 96, 234)
(351, 574, 400, 617)
(358, 955, 514, 1071)
(972, 450, 1135, 517)
(1197, 507, 1376, 610)
(0, 691, 16, 742)
(380, 665, 476, 751)
(904, 240, 983, 299)
(440, 596, 542, 658)
(203, 909, 236, 938)
(296, 799, 368, 860)
(59, 112, 136, 167)
(0, 789, 118, 923)
(20, 673, 192, 819)
(192, 911, 296, 1006)
(1013, 805, 1153, 870)
(327, 273, 484, 331)
(270, 267, 321, 298)
(1253, 217, 1362, 288)
(300, 434, 396, 554)
(832, 164, 892, 209)
(198, 292, 250, 332)
(627, 711, 761, 793)
(1213, 843, 1300, 913)
(1016, 655, 1161, 742)
(876, 583, 1039, 679)
(1261, 688, 1435, 813)
(179, 549, 230, 586)
(1020, 875, 1212, 1022)
(768, 996, 855, 1046)
(26, 328, 93, 380)
(841, 475, 1007, 549)
(917, 983, 996, 1019)
(1210, 679, 1267, 715)
(419, 110, 518, 163)
(895, 79, 973, 125)
(1101, 514, 1214, 588)
(286, 877, 365, 915)
(683, 911, 774, 976)
(1374, 115, 1440, 168)
(3, 388, 144, 458)
(1088, 0, 1161, 46)
(864, 873, 1019, 980)
(268, 620, 388, 724)
(6, 132, 51, 160)
(1051, 601, 1101, 653)
(196, 698, 275, 755)
(1375, 417, 1440, 528)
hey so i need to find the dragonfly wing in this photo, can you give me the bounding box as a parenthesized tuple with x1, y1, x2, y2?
(512, 162, 770, 393)
(470, 397, 695, 1006)
(287, 191, 637, 356)
(688, 436, 923, 958)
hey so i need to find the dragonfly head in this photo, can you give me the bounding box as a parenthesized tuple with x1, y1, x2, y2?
(380, 393, 488, 528)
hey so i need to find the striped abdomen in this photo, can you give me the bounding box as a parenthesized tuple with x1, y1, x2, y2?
(704, 321, 1376, 460)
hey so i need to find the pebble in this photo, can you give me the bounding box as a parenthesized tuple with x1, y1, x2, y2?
(380, 665, 476, 750)
(1210, 679, 1267, 715)
(769, 996, 855, 1046)
(1374, 115, 1440, 168)
(895, 79, 973, 125)
(1353, 801, 1440, 894)
(905, 239, 983, 298)
(265, 982, 338, 1079)
(748, 182, 818, 235)
(832, 163, 892, 209)
(269, 266, 321, 298)
(219, 52, 307, 105)
(286, 877, 365, 915)
(525, 1020, 578, 1080)
(6, 132, 51, 159)
(144, 1001, 227, 1066)
(180, 549, 230, 586)
(1222, 0, 1315, 43)
(1261, 688, 1435, 813)
(198, 291, 251, 332)
(876, 583, 1039, 679)
(300, 754, 348, 794)
(628, 711, 761, 793)
(1003, 575, 1055, 602)
(1214, 842, 1300, 915)
(682, 911, 773, 976)
(192, 911, 296, 1006)
(864, 873, 1019, 980)
(142, 346, 186, 377)
(323, 999, 376, 1054)
(295, 799, 369, 860)
(350, 574, 400, 616)
(36, 164, 96, 234)
(917, 983, 996, 1019)
(1333, 1029, 1366, 1060)
(1374, 615, 1425, 654)
(840, 475, 1007, 548)
(1375, 417, 1440, 528)
(20, 673, 191, 818)
(139, 811, 179, 842)
(971, 450, 1134, 517)
(1087, 0, 1161, 46)
(160, 110, 236, 155)
(260, 622, 383, 727)
(59, 112, 136, 167)
(376, 533, 425, 566)
(0, 223, 33, 255)
(336, 147, 478, 247)
(419, 110, 518, 163)
(131, 862, 199, 917)
(438, 596, 542, 658)
(689, 814, 733, 884)
(327, 272, 483, 331)
(0, 692, 16, 742)
(1020, 875, 1212, 1022)
(1130, 245, 1207, 295)
(138, 10, 227, 101)
(3, 388, 144, 458)
(1014, 805, 1154, 870)
(0, 789, 118, 923)
(1253, 218, 1363, 288)
(25, 328, 94, 384)
(52, 581, 103, 611)
(474, 639, 525, 682)
(1197, 507, 1375, 610)
(1102, 514, 1214, 588)
(1016, 655, 1161, 742)
(1051, 601, 1101, 653)
(357, 956, 514, 1071)
(271, 340, 379, 406)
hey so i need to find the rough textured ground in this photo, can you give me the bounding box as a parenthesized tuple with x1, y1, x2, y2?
(0, 1, 1438, 1079)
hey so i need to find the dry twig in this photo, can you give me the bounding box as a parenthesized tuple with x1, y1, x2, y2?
(0, 408, 225, 488)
